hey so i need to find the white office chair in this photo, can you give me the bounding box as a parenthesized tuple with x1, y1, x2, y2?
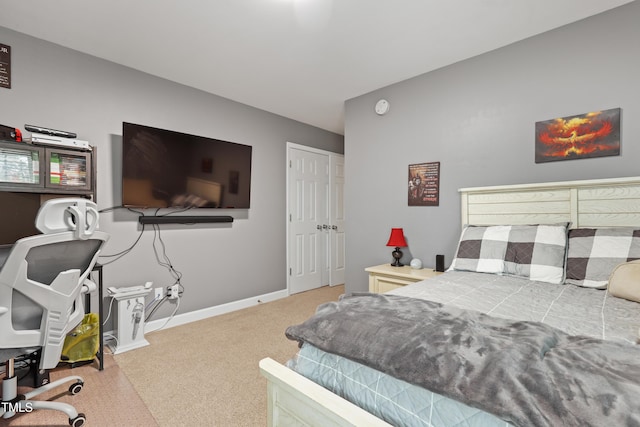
(0, 198, 109, 426)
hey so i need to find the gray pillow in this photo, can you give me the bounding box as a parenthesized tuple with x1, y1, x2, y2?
(450, 223, 569, 284)
(565, 228, 640, 289)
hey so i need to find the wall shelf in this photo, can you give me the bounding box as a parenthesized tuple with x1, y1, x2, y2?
(0, 139, 96, 245)
(138, 215, 234, 225)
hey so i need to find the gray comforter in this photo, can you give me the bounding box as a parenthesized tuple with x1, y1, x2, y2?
(285, 293, 640, 427)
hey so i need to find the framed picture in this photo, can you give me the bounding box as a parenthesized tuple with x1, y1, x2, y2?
(408, 162, 440, 206)
(201, 158, 213, 173)
(535, 108, 620, 163)
(0, 43, 10, 89)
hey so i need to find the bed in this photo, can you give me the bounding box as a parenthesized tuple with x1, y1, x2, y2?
(259, 176, 640, 427)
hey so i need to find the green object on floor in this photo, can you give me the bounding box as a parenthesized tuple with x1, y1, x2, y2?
(60, 312, 100, 363)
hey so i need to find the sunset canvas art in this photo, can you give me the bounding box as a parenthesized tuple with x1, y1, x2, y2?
(535, 108, 620, 163)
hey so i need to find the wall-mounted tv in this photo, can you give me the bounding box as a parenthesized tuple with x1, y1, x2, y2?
(122, 122, 252, 209)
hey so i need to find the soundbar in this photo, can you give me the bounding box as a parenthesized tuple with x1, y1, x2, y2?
(138, 215, 234, 225)
(25, 124, 77, 139)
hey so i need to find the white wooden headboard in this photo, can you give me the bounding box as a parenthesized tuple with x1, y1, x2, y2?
(460, 176, 640, 228)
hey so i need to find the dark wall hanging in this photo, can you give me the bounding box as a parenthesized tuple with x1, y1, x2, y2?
(408, 161, 440, 206)
(535, 108, 620, 163)
(0, 43, 11, 89)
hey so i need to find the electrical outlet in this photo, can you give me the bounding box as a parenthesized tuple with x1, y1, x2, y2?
(154, 287, 163, 300)
(168, 284, 180, 299)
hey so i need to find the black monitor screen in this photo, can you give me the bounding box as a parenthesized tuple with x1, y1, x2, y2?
(122, 122, 252, 209)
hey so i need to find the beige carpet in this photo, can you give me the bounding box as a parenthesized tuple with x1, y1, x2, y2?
(114, 284, 345, 426)
(6, 355, 157, 426)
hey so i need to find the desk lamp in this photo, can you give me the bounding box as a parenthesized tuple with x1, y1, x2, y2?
(386, 228, 408, 267)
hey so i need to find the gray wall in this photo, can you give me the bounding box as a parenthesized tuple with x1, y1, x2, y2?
(344, 2, 640, 293)
(0, 27, 343, 318)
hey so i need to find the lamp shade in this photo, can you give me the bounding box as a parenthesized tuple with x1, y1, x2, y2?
(386, 228, 407, 247)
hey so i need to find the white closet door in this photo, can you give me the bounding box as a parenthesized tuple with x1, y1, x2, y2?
(329, 154, 345, 286)
(288, 147, 329, 294)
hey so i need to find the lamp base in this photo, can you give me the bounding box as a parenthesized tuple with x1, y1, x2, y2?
(390, 247, 404, 267)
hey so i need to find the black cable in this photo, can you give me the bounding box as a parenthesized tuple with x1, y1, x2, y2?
(98, 205, 124, 213)
(96, 205, 185, 298)
(98, 223, 146, 266)
(151, 223, 183, 285)
(147, 220, 185, 322)
(98, 205, 145, 215)
(98, 207, 147, 265)
(145, 294, 169, 321)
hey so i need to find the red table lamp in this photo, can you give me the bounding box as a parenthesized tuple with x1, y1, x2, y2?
(386, 228, 408, 267)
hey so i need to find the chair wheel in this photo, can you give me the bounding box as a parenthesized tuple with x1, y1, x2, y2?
(70, 413, 86, 426)
(69, 381, 84, 395)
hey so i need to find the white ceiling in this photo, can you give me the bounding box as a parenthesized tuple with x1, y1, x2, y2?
(0, 0, 634, 135)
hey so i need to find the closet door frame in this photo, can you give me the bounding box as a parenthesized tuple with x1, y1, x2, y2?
(286, 142, 345, 294)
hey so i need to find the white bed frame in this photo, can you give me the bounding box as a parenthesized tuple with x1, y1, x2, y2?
(260, 176, 640, 427)
(460, 176, 640, 228)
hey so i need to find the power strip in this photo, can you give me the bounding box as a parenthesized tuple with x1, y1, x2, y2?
(167, 284, 180, 299)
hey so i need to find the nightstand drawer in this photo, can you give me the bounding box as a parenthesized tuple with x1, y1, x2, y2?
(373, 275, 417, 293)
(366, 263, 443, 293)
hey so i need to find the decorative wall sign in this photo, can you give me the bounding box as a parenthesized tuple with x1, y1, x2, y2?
(408, 161, 440, 206)
(0, 43, 10, 89)
(535, 108, 620, 163)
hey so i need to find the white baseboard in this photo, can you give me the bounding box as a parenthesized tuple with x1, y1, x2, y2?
(143, 288, 289, 333)
(113, 338, 150, 354)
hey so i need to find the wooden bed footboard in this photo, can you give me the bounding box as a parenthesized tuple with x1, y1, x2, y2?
(259, 357, 392, 427)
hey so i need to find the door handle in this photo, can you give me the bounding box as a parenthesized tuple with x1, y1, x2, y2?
(317, 225, 322, 230)
(331, 225, 337, 230)
(322, 224, 328, 229)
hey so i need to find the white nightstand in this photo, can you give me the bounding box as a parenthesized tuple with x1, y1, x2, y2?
(365, 263, 443, 293)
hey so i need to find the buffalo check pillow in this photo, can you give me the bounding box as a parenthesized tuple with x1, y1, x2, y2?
(501, 224, 569, 284)
(449, 225, 510, 274)
(565, 228, 640, 289)
(450, 223, 569, 284)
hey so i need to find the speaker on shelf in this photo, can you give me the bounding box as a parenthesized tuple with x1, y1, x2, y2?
(435, 254, 445, 272)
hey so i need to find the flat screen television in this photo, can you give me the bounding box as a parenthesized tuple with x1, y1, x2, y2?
(122, 122, 252, 209)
